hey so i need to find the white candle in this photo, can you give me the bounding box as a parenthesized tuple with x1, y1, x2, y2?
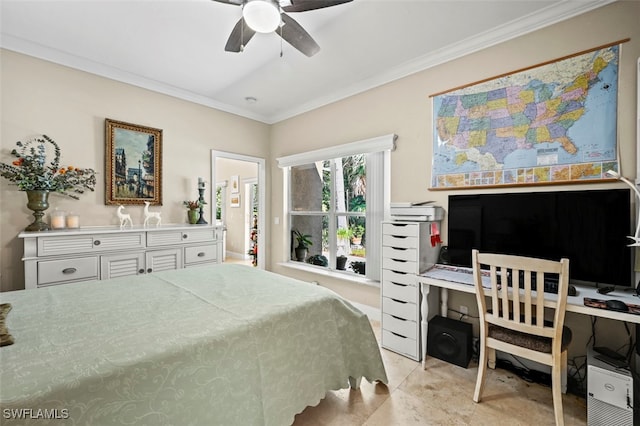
(198, 177, 205, 189)
(66, 214, 80, 229)
(51, 214, 66, 229)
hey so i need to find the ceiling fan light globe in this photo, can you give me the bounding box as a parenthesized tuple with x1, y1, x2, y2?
(243, 0, 280, 33)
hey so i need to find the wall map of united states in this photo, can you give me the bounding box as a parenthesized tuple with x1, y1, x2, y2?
(431, 44, 619, 188)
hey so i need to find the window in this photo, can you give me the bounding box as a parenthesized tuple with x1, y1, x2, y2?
(278, 134, 395, 281)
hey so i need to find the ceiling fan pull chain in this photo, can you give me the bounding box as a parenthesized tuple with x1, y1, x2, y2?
(279, 23, 283, 57)
(241, 15, 245, 52)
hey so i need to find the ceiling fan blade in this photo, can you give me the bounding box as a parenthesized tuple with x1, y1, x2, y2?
(282, 0, 352, 13)
(225, 18, 257, 53)
(211, 0, 243, 5)
(277, 13, 320, 57)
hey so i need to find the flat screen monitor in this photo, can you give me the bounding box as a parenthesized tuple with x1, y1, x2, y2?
(447, 189, 633, 288)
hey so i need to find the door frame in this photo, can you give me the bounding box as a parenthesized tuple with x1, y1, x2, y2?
(211, 150, 266, 269)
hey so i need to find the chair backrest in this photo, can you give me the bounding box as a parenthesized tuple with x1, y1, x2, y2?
(472, 249, 570, 346)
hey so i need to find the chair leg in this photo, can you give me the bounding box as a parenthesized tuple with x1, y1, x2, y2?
(561, 350, 567, 394)
(551, 360, 565, 426)
(474, 343, 488, 402)
(488, 347, 496, 369)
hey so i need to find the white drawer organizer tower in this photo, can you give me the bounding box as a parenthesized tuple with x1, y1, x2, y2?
(19, 224, 223, 289)
(381, 221, 441, 360)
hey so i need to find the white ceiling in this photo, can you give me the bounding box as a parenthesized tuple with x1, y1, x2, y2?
(0, 0, 614, 124)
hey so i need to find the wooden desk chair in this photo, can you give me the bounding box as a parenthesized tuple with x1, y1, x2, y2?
(471, 249, 571, 426)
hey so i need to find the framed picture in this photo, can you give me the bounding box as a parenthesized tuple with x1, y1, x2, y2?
(105, 118, 162, 205)
(230, 175, 240, 193)
(230, 194, 240, 208)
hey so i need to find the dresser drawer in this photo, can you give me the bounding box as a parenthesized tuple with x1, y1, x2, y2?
(383, 257, 417, 274)
(38, 233, 144, 256)
(382, 222, 419, 237)
(38, 256, 98, 285)
(184, 244, 218, 264)
(382, 269, 416, 286)
(382, 246, 417, 262)
(382, 280, 418, 302)
(381, 329, 418, 359)
(382, 313, 418, 338)
(147, 228, 216, 247)
(382, 234, 418, 249)
(382, 296, 418, 322)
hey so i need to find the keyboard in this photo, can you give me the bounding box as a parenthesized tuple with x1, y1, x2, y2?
(422, 264, 559, 293)
(421, 264, 491, 288)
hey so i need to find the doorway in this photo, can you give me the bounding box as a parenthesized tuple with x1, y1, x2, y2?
(211, 151, 266, 269)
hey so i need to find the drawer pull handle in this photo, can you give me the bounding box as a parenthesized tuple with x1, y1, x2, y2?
(139, 269, 145, 274)
(391, 281, 407, 287)
(391, 259, 407, 263)
(197, 252, 205, 257)
(147, 268, 152, 273)
(94, 240, 101, 246)
(390, 298, 407, 304)
(391, 224, 408, 227)
(390, 247, 408, 251)
(390, 331, 407, 339)
(183, 234, 188, 239)
(390, 315, 406, 321)
(62, 267, 77, 274)
(391, 235, 408, 239)
(391, 270, 408, 275)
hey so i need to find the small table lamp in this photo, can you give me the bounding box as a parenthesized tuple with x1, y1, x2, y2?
(605, 170, 640, 246)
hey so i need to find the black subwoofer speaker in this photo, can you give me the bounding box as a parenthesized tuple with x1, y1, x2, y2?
(427, 315, 473, 368)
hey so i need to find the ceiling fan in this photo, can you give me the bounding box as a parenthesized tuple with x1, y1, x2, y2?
(213, 0, 353, 57)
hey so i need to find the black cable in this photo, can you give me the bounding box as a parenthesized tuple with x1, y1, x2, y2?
(587, 316, 597, 348)
(447, 308, 479, 320)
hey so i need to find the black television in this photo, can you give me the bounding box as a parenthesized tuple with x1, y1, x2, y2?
(446, 189, 634, 288)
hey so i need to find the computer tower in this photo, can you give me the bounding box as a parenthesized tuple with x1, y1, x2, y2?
(587, 349, 633, 426)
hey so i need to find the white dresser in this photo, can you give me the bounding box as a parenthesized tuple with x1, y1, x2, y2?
(19, 224, 223, 289)
(381, 221, 440, 360)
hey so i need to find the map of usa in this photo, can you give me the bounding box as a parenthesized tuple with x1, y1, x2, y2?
(431, 45, 619, 188)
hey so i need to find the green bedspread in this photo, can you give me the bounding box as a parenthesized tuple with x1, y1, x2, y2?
(0, 264, 387, 425)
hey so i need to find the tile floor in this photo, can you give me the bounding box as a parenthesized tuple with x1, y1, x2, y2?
(294, 321, 587, 425)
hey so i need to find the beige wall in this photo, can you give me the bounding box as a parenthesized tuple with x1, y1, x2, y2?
(0, 50, 270, 292)
(269, 1, 640, 357)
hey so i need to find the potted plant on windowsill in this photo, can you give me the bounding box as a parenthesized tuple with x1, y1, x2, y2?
(293, 229, 313, 262)
(336, 254, 348, 270)
(350, 260, 366, 275)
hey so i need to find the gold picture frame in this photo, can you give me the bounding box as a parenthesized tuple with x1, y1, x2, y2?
(105, 118, 162, 205)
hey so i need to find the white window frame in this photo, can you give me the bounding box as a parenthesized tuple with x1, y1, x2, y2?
(277, 134, 396, 281)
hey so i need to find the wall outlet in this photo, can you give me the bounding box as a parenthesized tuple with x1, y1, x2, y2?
(460, 305, 469, 315)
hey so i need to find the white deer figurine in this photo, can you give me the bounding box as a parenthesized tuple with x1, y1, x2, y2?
(117, 205, 133, 229)
(143, 201, 161, 227)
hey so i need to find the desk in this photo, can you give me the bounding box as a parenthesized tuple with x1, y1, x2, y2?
(418, 269, 640, 369)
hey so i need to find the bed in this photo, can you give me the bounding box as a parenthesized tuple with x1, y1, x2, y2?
(0, 264, 387, 425)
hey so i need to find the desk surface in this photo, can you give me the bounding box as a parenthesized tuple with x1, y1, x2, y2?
(419, 265, 640, 324)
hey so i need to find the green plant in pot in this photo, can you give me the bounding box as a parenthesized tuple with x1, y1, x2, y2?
(351, 225, 365, 245)
(183, 199, 205, 224)
(293, 229, 312, 262)
(350, 260, 366, 275)
(336, 254, 348, 270)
